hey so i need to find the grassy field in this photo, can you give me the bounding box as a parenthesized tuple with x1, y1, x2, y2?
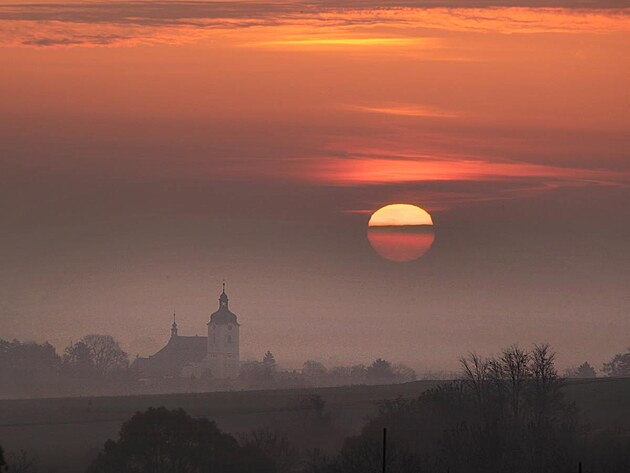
(1, 378, 629, 472)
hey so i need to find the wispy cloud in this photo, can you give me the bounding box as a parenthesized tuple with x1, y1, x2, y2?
(303, 151, 630, 186)
(244, 36, 423, 48)
(1, 2, 629, 48)
(342, 103, 461, 118)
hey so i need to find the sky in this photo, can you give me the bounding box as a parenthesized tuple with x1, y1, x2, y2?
(1, 0, 629, 373)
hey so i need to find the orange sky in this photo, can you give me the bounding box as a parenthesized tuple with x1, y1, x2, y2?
(1, 1, 629, 371)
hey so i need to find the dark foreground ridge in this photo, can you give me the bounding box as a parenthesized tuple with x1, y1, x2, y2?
(1, 377, 630, 472)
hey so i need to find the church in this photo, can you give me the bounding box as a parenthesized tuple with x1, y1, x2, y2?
(134, 284, 240, 379)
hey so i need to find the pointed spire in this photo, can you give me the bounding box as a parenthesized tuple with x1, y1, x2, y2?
(219, 281, 229, 308)
(171, 311, 178, 338)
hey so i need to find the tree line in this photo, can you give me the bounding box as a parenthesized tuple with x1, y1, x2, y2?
(0, 337, 417, 398)
(3, 342, 630, 472)
(237, 351, 417, 389)
(0, 335, 130, 398)
(2, 334, 630, 400)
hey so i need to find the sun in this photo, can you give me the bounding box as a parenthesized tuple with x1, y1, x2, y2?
(368, 203, 433, 227)
(367, 204, 435, 262)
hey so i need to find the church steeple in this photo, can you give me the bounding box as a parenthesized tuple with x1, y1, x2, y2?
(219, 283, 229, 309)
(171, 312, 178, 338)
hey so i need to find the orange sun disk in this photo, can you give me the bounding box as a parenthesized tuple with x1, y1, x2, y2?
(368, 203, 433, 227)
(367, 204, 435, 262)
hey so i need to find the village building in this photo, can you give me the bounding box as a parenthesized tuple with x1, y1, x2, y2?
(134, 285, 240, 379)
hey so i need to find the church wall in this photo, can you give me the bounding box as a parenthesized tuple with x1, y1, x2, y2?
(207, 322, 240, 379)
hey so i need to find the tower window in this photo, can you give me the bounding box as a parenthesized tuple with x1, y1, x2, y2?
(227, 335, 232, 344)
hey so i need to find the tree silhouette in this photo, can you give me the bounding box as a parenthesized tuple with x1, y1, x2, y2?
(5, 450, 37, 473)
(88, 407, 274, 473)
(366, 358, 395, 384)
(63, 341, 95, 377)
(240, 429, 299, 473)
(325, 344, 580, 473)
(392, 363, 417, 383)
(0, 339, 61, 397)
(80, 334, 128, 375)
(303, 360, 327, 380)
(263, 351, 276, 369)
(239, 360, 274, 388)
(603, 348, 630, 377)
(0, 445, 6, 473)
(528, 343, 564, 421)
(565, 361, 597, 378)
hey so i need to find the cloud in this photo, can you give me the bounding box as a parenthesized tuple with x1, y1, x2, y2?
(1, 2, 629, 48)
(302, 150, 630, 186)
(21, 34, 127, 46)
(342, 103, 461, 118)
(244, 37, 422, 48)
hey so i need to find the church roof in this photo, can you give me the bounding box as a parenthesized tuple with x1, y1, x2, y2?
(209, 285, 239, 325)
(209, 306, 239, 325)
(139, 335, 207, 377)
(156, 335, 207, 360)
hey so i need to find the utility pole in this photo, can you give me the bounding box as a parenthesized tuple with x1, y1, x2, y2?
(382, 427, 387, 473)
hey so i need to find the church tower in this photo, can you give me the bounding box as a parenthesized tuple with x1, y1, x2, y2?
(206, 284, 240, 378)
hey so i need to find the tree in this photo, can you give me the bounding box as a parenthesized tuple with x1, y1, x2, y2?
(302, 449, 330, 473)
(303, 360, 327, 380)
(565, 361, 596, 379)
(393, 364, 417, 383)
(326, 435, 425, 473)
(527, 344, 564, 421)
(80, 334, 128, 375)
(327, 344, 579, 473)
(603, 349, 630, 377)
(460, 352, 490, 414)
(6, 450, 37, 473)
(87, 407, 274, 473)
(263, 351, 276, 370)
(0, 339, 61, 397)
(240, 429, 299, 473)
(497, 345, 529, 420)
(62, 341, 95, 377)
(239, 360, 274, 388)
(350, 364, 367, 384)
(0, 445, 6, 473)
(366, 358, 395, 384)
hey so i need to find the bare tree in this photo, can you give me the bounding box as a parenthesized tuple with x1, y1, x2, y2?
(239, 429, 299, 473)
(528, 344, 564, 421)
(6, 450, 37, 473)
(80, 334, 128, 375)
(499, 345, 530, 420)
(459, 352, 489, 413)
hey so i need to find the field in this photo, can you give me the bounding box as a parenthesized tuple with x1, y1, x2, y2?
(1, 378, 629, 472)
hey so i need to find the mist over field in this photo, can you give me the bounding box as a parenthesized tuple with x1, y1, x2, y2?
(1, 0, 630, 471)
